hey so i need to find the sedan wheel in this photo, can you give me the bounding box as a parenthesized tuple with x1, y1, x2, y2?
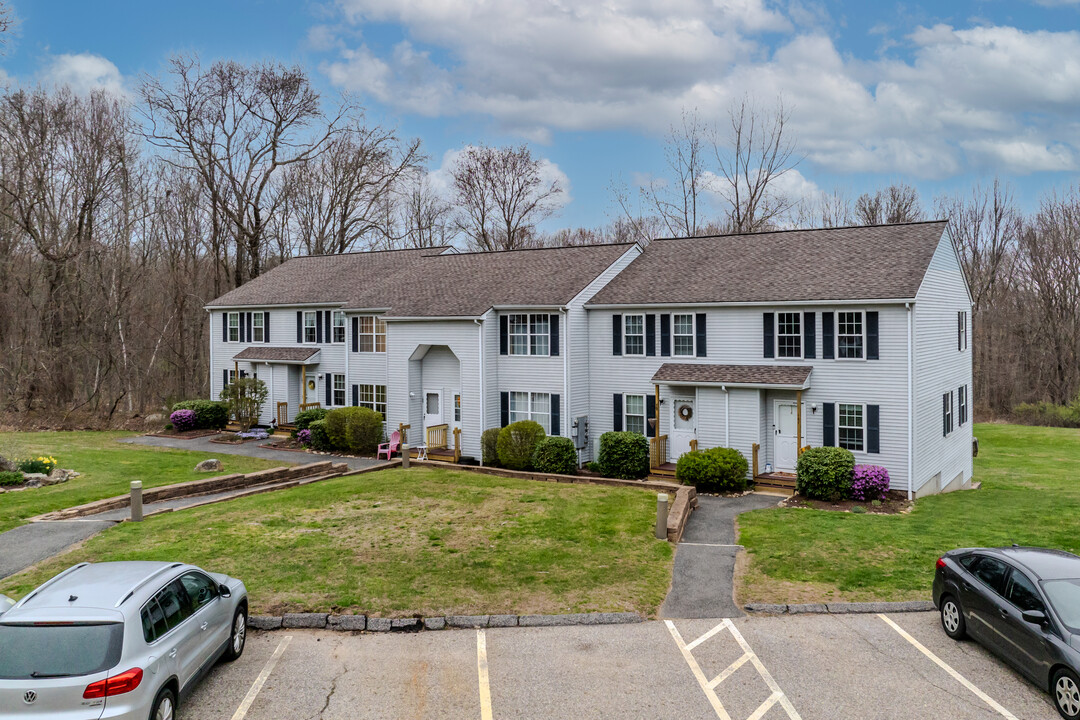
(1055, 669, 1080, 718)
(940, 596, 966, 639)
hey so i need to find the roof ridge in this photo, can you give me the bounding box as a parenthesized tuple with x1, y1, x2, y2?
(651, 219, 948, 242)
(283, 245, 453, 261)
(430, 241, 635, 258)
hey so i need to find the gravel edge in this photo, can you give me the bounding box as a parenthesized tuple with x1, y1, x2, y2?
(249, 611, 643, 632)
(744, 600, 936, 615)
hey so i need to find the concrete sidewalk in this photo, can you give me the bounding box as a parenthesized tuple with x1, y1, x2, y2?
(121, 434, 384, 471)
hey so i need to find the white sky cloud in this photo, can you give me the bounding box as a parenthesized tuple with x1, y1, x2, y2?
(40, 53, 126, 96)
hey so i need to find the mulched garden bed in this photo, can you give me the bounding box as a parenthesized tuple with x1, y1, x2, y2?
(209, 433, 269, 445)
(781, 490, 912, 514)
(146, 429, 221, 440)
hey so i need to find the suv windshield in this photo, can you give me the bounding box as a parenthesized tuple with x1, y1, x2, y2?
(0, 623, 124, 679)
(1043, 579, 1080, 633)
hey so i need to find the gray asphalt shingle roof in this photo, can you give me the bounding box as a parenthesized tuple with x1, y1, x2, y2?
(651, 363, 812, 387)
(232, 347, 320, 362)
(588, 221, 947, 306)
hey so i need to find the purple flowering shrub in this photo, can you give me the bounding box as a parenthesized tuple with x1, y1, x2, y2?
(297, 429, 312, 447)
(851, 464, 890, 501)
(170, 409, 197, 432)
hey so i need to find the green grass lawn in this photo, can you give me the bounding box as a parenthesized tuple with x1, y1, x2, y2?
(0, 466, 674, 617)
(0, 432, 285, 533)
(737, 423, 1080, 604)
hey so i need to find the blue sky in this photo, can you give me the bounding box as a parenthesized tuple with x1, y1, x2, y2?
(6, 0, 1080, 230)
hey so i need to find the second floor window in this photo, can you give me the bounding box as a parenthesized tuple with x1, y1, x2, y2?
(673, 314, 694, 356)
(332, 311, 346, 344)
(228, 312, 240, 342)
(958, 311, 968, 351)
(252, 313, 264, 342)
(357, 316, 387, 352)
(624, 315, 644, 356)
(304, 311, 317, 343)
(777, 312, 801, 358)
(837, 311, 864, 359)
(508, 314, 550, 356)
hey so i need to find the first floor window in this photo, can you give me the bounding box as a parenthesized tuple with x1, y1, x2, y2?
(304, 311, 317, 343)
(454, 394, 461, 422)
(332, 311, 346, 344)
(959, 385, 968, 425)
(225, 369, 237, 388)
(228, 312, 240, 342)
(358, 384, 387, 416)
(777, 312, 801, 358)
(332, 374, 346, 406)
(624, 315, 644, 355)
(838, 403, 864, 452)
(673, 314, 694, 356)
(252, 313, 264, 342)
(509, 391, 550, 428)
(624, 394, 646, 435)
(838, 311, 864, 359)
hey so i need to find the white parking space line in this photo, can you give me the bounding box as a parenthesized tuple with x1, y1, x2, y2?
(878, 614, 1020, 720)
(666, 619, 802, 720)
(477, 629, 494, 720)
(229, 635, 292, 720)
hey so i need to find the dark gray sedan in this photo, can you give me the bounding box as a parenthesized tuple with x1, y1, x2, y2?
(933, 546, 1080, 718)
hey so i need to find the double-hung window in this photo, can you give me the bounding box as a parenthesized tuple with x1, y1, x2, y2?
(332, 311, 346, 344)
(943, 391, 954, 436)
(530, 315, 550, 356)
(777, 312, 801, 358)
(673, 314, 694, 356)
(357, 316, 387, 353)
(358, 384, 387, 416)
(251, 313, 264, 342)
(454, 394, 461, 422)
(509, 391, 550, 427)
(331, 374, 346, 407)
(624, 315, 644, 356)
(838, 403, 864, 452)
(508, 315, 529, 356)
(624, 394, 646, 435)
(227, 312, 240, 343)
(303, 311, 317, 343)
(959, 385, 968, 426)
(958, 311, 968, 351)
(507, 314, 550, 356)
(225, 369, 237, 388)
(837, 311, 864, 359)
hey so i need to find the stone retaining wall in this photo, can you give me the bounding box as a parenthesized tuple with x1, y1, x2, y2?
(249, 611, 644, 632)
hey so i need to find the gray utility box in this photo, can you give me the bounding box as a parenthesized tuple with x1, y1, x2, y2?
(571, 415, 589, 450)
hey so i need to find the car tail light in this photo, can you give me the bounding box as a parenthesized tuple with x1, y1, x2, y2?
(83, 667, 143, 699)
(936, 557, 947, 570)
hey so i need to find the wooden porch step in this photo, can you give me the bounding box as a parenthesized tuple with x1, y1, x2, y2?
(754, 473, 796, 491)
(651, 462, 677, 478)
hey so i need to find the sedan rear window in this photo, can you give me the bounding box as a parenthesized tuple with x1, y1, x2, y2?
(1042, 579, 1080, 633)
(0, 623, 123, 679)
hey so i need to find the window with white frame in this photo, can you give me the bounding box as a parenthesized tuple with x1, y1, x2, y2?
(332, 311, 346, 344)
(508, 314, 529, 355)
(304, 311, 317, 343)
(673, 314, 694, 356)
(777, 312, 802, 358)
(357, 316, 387, 353)
(837, 311, 864, 359)
(225, 369, 237, 387)
(358, 384, 387, 416)
(454, 394, 461, 422)
(509, 391, 550, 428)
(838, 403, 864, 452)
(530, 315, 550, 356)
(228, 312, 240, 342)
(944, 390, 954, 435)
(251, 313, 264, 342)
(624, 315, 644, 356)
(332, 374, 346, 407)
(959, 385, 967, 425)
(624, 394, 646, 435)
(958, 311, 968, 351)
(507, 314, 550, 356)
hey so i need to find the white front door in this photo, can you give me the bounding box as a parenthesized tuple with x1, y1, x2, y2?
(774, 401, 799, 471)
(424, 389, 443, 431)
(669, 397, 696, 461)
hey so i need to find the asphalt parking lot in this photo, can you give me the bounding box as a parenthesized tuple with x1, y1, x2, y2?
(179, 611, 1059, 720)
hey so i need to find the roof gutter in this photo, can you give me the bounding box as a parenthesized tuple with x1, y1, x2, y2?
(381, 315, 482, 322)
(204, 301, 347, 311)
(586, 298, 917, 310)
(656, 379, 811, 391)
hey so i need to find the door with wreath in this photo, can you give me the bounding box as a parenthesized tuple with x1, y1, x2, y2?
(670, 396, 697, 461)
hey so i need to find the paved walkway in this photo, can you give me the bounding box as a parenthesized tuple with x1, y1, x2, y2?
(121, 434, 384, 471)
(661, 493, 782, 619)
(0, 520, 116, 580)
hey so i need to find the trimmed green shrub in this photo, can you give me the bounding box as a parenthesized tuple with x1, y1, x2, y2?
(597, 431, 650, 480)
(322, 406, 383, 454)
(481, 428, 501, 466)
(1013, 400, 1080, 428)
(308, 419, 332, 452)
(676, 447, 749, 493)
(171, 400, 229, 430)
(325, 407, 361, 450)
(532, 436, 578, 475)
(795, 446, 856, 501)
(292, 407, 329, 433)
(496, 420, 546, 470)
(0, 470, 23, 486)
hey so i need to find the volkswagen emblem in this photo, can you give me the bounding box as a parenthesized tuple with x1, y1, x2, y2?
(23, 690, 37, 704)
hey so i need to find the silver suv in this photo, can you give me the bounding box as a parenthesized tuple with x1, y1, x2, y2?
(0, 561, 248, 720)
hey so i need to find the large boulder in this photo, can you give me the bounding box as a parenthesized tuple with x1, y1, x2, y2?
(195, 459, 223, 473)
(46, 468, 78, 485)
(22, 473, 48, 488)
(0, 455, 15, 473)
(144, 413, 165, 428)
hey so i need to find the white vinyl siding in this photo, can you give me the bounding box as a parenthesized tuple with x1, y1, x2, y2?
(777, 312, 801, 358)
(673, 314, 694, 356)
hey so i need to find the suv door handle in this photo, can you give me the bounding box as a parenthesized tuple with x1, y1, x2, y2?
(200, 622, 209, 631)
(999, 608, 1010, 619)
(168, 648, 177, 659)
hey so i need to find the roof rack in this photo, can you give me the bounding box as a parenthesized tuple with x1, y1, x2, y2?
(14, 562, 91, 609)
(115, 563, 184, 608)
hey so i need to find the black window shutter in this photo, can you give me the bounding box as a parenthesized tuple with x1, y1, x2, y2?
(296, 311, 303, 343)
(499, 315, 509, 355)
(660, 314, 671, 357)
(695, 313, 707, 357)
(222, 312, 228, 342)
(325, 376, 332, 406)
(942, 393, 948, 437)
(238, 313, 244, 343)
(612, 315, 622, 356)
(867, 405, 880, 454)
(646, 394, 656, 438)
(352, 317, 359, 353)
(352, 384, 359, 407)
(763, 312, 775, 358)
(867, 311, 879, 360)
(958, 312, 962, 351)
(645, 314, 656, 356)
(222, 368, 228, 388)
(239, 369, 247, 378)
(316, 311, 323, 344)
(264, 312, 271, 343)
(822, 312, 835, 359)
(823, 403, 835, 446)
(804, 312, 816, 359)
(551, 394, 561, 436)
(550, 314, 560, 357)
(325, 311, 332, 344)
(247, 312, 253, 343)
(612, 394, 623, 432)
(500, 392, 510, 427)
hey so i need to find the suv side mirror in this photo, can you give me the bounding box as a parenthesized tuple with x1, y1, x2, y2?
(1022, 609, 1047, 626)
(219, 583, 232, 599)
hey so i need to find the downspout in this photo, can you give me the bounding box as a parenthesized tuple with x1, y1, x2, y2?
(207, 309, 214, 401)
(344, 314, 350, 404)
(475, 318, 484, 466)
(562, 306, 569, 439)
(907, 302, 914, 501)
(722, 385, 730, 447)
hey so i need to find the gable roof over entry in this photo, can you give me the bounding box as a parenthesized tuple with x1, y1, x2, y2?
(652, 363, 812, 389)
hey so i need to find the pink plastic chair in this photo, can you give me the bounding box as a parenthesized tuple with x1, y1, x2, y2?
(378, 430, 401, 460)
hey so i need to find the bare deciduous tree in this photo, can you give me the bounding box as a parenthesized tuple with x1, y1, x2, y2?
(854, 183, 924, 225)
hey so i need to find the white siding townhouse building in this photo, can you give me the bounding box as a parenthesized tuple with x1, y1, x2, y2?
(205, 221, 973, 497)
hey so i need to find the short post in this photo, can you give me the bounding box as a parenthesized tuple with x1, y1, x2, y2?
(130, 481, 143, 522)
(401, 443, 410, 469)
(655, 493, 669, 540)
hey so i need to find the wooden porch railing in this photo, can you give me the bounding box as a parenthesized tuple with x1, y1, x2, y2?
(752, 442, 760, 478)
(427, 423, 449, 450)
(799, 445, 810, 457)
(690, 439, 698, 453)
(276, 402, 289, 426)
(650, 434, 668, 469)
(453, 427, 461, 463)
(398, 423, 410, 445)
(299, 402, 321, 413)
